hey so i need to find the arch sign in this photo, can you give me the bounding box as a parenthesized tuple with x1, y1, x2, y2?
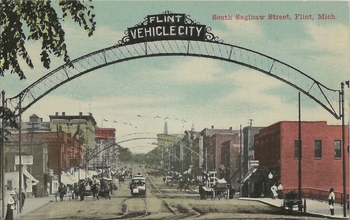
(119, 11, 221, 45)
(127, 13, 206, 43)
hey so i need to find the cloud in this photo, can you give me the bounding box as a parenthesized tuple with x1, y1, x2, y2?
(91, 96, 177, 109)
(303, 22, 349, 55)
(220, 69, 284, 105)
(150, 57, 224, 82)
(62, 23, 125, 58)
(213, 19, 266, 47)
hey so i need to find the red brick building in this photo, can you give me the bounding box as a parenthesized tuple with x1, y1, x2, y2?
(8, 131, 82, 175)
(94, 127, 116, 169)
(254, 121, 349, 201)
(201, 127, 239, 179)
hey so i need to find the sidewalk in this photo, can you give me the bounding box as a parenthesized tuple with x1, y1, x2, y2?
(240, 197, 349, 219)
(13, 195, 55, 219)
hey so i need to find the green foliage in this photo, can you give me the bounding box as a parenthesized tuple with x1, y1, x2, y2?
(0, 0, 96, 80)
(0, 106, 19, 141)
(117, 145, 133, 163)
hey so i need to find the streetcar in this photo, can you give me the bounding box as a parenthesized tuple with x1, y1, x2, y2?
(129, 174, 147, 197)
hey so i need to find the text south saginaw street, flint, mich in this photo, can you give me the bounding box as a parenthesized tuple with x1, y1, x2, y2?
(212, 13, 336, 21)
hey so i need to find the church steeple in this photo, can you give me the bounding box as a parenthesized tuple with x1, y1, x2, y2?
(163, 121, 168, 134)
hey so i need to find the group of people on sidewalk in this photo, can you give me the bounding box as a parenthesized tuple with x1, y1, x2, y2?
(270, 183, 337, 216)
(270, 182, 283, 199)
(5, 189, 26, 220)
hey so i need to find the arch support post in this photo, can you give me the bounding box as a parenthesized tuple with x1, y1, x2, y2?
(341, 82, 347, 218)
(1, 91, 5, 218)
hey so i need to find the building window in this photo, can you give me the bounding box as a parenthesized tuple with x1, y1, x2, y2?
(294, 140, 300, 159)
(314, 140, 322, 158)
(334, 140, 341, 158)
(6, 180, 12, 190)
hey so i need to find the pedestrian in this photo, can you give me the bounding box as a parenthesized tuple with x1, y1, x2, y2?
(13, 188, 18, 213)
(46, 183, 50, 196)
(271, 184, 278, 199)
(20, 190, 26, 209)
(5, 191, 16, 220)
(328, 187, 335, 215)
(277, 183, 283, 199)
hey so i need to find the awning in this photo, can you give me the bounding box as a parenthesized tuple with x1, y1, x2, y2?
(61, 172, 78, 185)
(241, 168, 258, 183)
(23, 165, 39, 184)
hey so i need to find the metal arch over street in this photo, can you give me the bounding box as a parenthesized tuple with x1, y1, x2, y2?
(5, 10, 341, 119)
(6, 39, 341, 119)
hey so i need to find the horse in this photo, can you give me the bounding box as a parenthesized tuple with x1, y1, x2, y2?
(73, 183, 80, 200)
(91, 182, 100, 200)
(78, 180, 86, 201)
(58, 183, 67, 201)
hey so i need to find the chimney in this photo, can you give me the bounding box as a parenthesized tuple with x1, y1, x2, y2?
(79, 112, 83, 116)
(211, 125, 214, 129)
(55, 112, 58, 116)
(229, 127, 232, 130)
(62, 112, 65, 116)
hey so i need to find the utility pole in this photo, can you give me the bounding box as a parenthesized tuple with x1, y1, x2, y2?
(18, 94, 23, 213)
(56, 124, 61, 185)
(240, 124, 243, 197)
(340, 82, 347, 218)
(298, 92, 302, 211)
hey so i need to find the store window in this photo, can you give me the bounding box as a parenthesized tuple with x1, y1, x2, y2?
(334, 140, 341, 158)
(314, 140, 322, 158)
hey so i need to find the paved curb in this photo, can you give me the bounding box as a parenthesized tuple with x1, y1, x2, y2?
(238, 197, 348, 220)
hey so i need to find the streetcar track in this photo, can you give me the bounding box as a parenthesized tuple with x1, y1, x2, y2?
(143, 168, 206, 219)
(112, 166, 206, 219)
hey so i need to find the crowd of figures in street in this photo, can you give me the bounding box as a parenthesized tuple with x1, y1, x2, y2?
(158, 169, 236, 200)
(55, 167, 133, 202)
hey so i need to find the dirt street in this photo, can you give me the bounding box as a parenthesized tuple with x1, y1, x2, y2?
(17, 176, 327, 220)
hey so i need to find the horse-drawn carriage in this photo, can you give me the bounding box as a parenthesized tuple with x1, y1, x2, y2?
(77, 177, 113, 200)
(77, 179, 93, 201)
(98, 178, 112, 199)
(199, 171, 234, 200)
(199, 179, 230, 200)
(212, 179, 230, 200)
(282, 190, 303, 212)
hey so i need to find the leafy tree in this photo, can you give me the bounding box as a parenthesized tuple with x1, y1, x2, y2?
(0, 106, 19, 141)
(117, 145, 133, 163)
(0, 0, 96, 80)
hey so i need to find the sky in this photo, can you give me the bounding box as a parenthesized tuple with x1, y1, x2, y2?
(2, 1, 350, 154)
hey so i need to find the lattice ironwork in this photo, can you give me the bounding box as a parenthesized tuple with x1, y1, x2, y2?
(6, 40, 341, 119)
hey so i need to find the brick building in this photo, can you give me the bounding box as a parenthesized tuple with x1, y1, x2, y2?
(243, 126, 263, 175)
(157, 133, 185, 171)
(49, 112, 96, 170)
(254, 121, 349, 201)
(183, 130, 202, 178)
(95, 127, 116, 170)
(201, 126, 239, 178)
(221, 139, 240, 188)
(6, 130, 83, 196)
(4, 141, 48, 197)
